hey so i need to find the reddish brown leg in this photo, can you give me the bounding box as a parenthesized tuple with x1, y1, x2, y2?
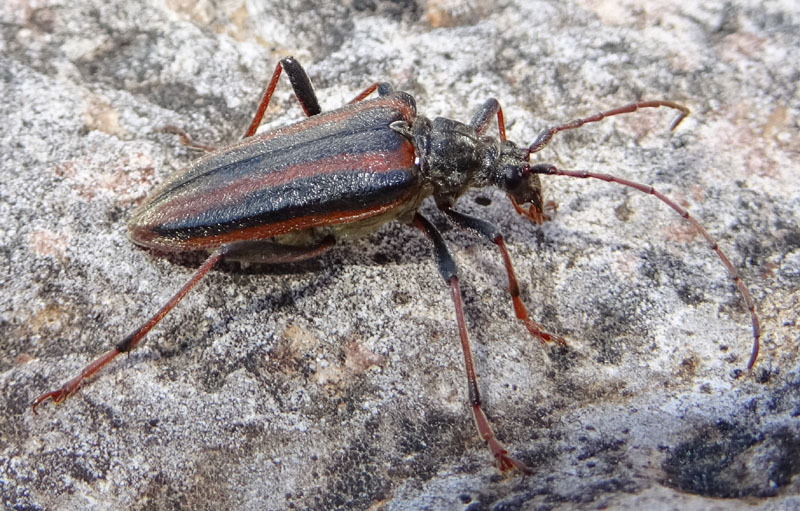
(244, 57, 322, 138)
(160, 125, 218, 153)
(528, 100, 690, 154)
(442, 208, 564, 345)
(163, 57, 324, 150)
(32, 247, 227, 413)
(449, 276, 532, 473)
(414, 213, 531, 473)
(529, 164, 761, 369)
(32, 237, 335, 413)
(349, 81, 394, 103)
(470, 98, 507, 142)
(494, 235, 565, 345)
(349, 82, 379, 103)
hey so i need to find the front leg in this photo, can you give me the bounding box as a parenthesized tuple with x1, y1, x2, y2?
(413, 213, 531, 473)
(469, 98, 507, 141)
(441, 207, 564, 345)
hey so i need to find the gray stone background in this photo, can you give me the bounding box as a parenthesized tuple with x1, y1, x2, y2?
(1, 1, 798, 510)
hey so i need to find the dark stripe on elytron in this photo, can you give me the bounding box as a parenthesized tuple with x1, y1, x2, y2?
(159, 192, 414, 250)
(152, 144, 416, 225)
(149, 101, 416, 206)
(152, 169, 417, 239)
(140, 122, 414, 229)
(215, 125, 404, 189)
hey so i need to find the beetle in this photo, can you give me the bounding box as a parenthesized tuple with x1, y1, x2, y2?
(32, 57, 760, 473)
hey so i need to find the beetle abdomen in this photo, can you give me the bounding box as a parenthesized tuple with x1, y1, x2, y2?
(129, 92, 419, 251)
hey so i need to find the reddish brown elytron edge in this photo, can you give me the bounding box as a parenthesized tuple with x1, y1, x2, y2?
(33, 57, 759, 474)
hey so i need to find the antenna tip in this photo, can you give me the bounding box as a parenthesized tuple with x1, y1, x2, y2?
(669, 111, 689, 131)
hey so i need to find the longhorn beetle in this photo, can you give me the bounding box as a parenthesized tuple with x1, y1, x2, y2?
(32, 57, 760, 473)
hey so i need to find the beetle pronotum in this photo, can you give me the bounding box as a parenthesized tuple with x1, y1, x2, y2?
(33, 57, 760, 473)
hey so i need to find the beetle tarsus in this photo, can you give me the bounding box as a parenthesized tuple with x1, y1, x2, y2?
(473, 404, 533, 474)
(520, 317, 566, 345)
(161, 125, 217, 153)
(496, 452, 533, 475)
(31, 388, 67, 414)
(31, 348, 122, 413)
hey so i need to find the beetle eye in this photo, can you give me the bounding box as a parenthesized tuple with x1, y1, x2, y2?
(504, 167, 523, 190)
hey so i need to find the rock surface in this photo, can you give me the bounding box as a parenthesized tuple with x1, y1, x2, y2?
(1, 1, 798, 510)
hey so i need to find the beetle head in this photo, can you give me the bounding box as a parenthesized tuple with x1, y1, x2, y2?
(492, 140, 552, 224)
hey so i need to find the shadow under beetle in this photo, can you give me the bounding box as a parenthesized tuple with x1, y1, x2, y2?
(32, 57, 760, 474)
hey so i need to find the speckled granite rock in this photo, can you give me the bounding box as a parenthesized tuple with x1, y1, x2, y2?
(1, 1, 798, 510)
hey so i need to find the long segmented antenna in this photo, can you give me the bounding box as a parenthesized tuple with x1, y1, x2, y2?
(528, 100, 690, 155)
(519, 101, 759, 369)
(526, 162, 761, 369)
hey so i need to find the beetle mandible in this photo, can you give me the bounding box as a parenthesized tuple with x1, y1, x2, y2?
(32, 57, 760, 474)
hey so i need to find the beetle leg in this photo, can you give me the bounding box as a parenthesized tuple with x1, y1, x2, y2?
(222, 236, 335, 264)
(349, 82, 394, 103)
(164, 56, 325, 147)
(442, 208, 564, 345)
(32, 247, 226, 413)
(469, 98, 507, 142)
(413, 213, 532, 474)
(244, 57, 323, 138)
(160, 125, 218, 153)
(31, 236, 335, 413)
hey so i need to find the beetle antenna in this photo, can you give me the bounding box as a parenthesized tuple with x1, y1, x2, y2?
(528, 163, 760, 370)
(528, 101, 690, 155)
